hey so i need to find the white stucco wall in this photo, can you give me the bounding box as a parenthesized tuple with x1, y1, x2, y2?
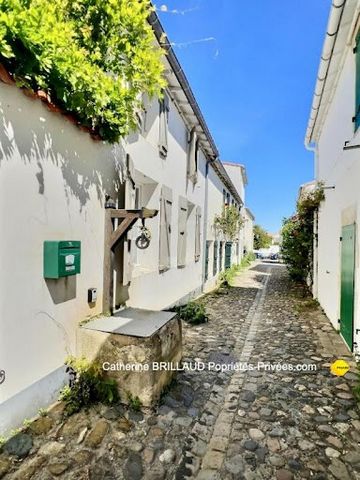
(125, 91, 207, 309)
(243, 210, 254, 253)
(314, 45, 360, 353)
(203, 166, 241, 291)
(0, 80, 240, 433)
(223, 163, 245, 203)
(0, 68, 247, 433)
(0, 82, 123, 432)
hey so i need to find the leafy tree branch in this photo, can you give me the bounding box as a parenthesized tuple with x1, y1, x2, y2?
(214, 205, 243, 241)
(281, 183, 325, 284)
(0, 0, 166, 142)
(253, 224, 272, 249)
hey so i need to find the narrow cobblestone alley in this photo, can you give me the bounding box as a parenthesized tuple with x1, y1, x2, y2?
(1, 263, 360, 480)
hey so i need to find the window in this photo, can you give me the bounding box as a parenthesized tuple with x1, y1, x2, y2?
(159, 186, 172, 272)
(223, 189, 226, 205)
(177, 196, 188, 268)
(195, 206, 202, 262)
(159, 93, 170, 158)
(187, 127, 198, 183)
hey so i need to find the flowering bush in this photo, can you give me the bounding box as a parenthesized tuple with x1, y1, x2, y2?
(0, 0, 166, 142)
(281, 184, 324, 283)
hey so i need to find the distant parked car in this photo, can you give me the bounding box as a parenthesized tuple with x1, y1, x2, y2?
(254, 249, 269, 260)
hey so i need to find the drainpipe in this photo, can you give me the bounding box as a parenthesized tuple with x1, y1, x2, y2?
(305, 0, 346, 147)
(304, 1, 345, 301)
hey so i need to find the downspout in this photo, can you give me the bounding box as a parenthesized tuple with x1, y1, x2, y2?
(305, 1, 346, 302)
(305, 0, 346, 147)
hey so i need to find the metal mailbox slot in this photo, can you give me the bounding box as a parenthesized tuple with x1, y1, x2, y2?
(43, 241, 81, 279)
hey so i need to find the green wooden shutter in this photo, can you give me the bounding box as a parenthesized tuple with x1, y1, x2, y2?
(355, 35, 360, 130)
(213, 241, 218, 276)
(219, 241, 224, 271)
(340, 224, 356, 350)
(225, 242, 232, 269)
(205, 241, 210, 281)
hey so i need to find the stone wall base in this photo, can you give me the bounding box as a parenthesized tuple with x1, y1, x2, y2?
(77, 316, 182, 407)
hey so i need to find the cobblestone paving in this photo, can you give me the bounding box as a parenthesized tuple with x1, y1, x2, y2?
(1, 263, 360, 480)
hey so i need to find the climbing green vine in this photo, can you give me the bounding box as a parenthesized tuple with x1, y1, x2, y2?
(0, 0, 166, 142)
(281, 183, 325, 284)
(214, 205, 243, 241)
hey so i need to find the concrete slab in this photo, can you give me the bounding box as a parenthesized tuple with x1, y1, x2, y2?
(81, 308, 177, 338)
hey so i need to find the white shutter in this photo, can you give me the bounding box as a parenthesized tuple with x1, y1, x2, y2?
(125, 154, 136, 207)
(158, 94, 169, 158)
(123, 154, 136, 285)
(177, 196, 188, 268)
(159, 186, 172, 272)
(187, 128, 198, 184)
(122, 238, 133, 286)
(195, 206, 202, 262)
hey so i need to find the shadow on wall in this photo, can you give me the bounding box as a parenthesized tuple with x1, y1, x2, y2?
(45, 276, 76, 304)
(0, 87, 127, 209)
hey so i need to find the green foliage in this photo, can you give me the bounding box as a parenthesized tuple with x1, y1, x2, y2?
(214, 205, 243, 241)
(176, 301, 208, 325)
(281, 184, 325, 283)
(0, 0, 166, 142)
(241, 252, 256, 266)
(38, 408, 48, 417)
(253, 224, 272, 249)
(127, 391, 142, 411)
(294, 298, 320, 314)
(23, 418, 32, 427)
(354, 364, 360, 404)
(219, 253, 255, 287)
(60, 356, 119, 415)
(219, 263, 240, 286)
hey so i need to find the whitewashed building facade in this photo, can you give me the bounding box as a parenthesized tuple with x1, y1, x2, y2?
(305, 0, 360, 354)
(0, 13, 253, 433)
(243, 208, 255, 254)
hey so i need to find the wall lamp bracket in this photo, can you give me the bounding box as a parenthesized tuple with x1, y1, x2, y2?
(343, 140, 360, 150)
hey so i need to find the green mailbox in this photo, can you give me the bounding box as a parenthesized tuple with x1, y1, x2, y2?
(43, 241, 81, 279)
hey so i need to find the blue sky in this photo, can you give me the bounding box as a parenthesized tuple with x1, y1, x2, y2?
(157, 0, 331, 233)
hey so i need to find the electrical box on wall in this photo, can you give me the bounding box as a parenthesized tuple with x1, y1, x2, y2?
(88, 288, 97, 303)
(43, 241, 81, 279)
